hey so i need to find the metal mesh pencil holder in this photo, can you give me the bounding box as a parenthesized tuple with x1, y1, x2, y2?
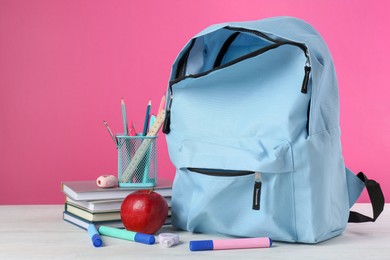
(117, 135, 157, 188)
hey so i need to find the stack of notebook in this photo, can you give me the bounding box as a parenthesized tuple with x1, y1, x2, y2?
(61, 178, 173, 230)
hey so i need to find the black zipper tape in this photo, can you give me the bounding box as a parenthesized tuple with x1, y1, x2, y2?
(188, 168, 254, 177)
(172, 26, 310, 84)
(170, 41, 286, 85)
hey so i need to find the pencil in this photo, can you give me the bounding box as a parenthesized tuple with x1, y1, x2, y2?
(121, 98, 128, 135)
(142, 99, 151, 136)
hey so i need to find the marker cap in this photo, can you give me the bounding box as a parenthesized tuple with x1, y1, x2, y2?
(91, 234, 103, 247)
(134, 233, 156, 245)
(87, 224, 103, 248)
(189, 240, 214, 251)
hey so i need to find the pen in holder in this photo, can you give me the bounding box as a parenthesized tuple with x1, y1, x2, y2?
(117, 135, 157, 188)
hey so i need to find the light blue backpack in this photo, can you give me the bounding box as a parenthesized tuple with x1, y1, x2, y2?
(163, 17, 384, 243)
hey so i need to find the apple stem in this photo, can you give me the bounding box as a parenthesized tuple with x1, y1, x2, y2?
(149, 188, 154, 194)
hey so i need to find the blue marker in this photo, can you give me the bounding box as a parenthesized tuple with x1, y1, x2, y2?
(87, 224, 103, 247)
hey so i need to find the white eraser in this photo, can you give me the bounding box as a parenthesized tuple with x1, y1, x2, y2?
(158, 233, 180, 248)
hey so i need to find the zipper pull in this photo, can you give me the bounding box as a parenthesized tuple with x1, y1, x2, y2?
(162, 93, 173, 134)
(252, 172, 262, 210)
(301, 52, 311, 94)
(162, 110, 171, 134)
(301, 65, 311, 94)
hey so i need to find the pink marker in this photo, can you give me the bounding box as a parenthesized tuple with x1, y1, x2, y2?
(189, 237, 272, 251)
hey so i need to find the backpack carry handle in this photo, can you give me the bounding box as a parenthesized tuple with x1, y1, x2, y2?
(348, 172, 385, 223)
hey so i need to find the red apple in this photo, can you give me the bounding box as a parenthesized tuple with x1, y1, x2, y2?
(120, 189, 169, 234)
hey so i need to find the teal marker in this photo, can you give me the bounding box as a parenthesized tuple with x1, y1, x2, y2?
(98, 226, 155, 245)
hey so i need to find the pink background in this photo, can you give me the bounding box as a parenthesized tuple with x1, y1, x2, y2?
(1, 0, 389, 204)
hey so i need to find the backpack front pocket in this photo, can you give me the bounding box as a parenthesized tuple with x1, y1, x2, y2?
(171, 139, 297, 242)
(187, 168, 262, 210)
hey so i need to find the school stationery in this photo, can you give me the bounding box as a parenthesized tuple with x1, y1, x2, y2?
(96, 175, 118, 188)
(88, 224, 103, 247)
(158, 233, 180, 248)
(121, 98, 128, 135)
(65, 203, 121, 222)
(98, 226, 155, 245)
(163, 16, 384, 243)
(119, 96, 166, 184)
(61, 178, 172, 201)
(103, 120, 117, 146)
(189, 237, 271, 251)
(116, 134, 158, 187)
(63, 211, 124, 230)
(141, 115, 157, 184)
(142, 99, 151, 136)
(158, 95, 166, 114)
(65, 196, 123, 212)
(129, 121, 136, 136)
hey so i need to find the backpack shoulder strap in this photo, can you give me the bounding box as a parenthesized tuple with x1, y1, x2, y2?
(346, 168, 385, 223)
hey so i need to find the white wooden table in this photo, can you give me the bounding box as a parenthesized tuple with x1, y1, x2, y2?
(0, 204, 388, 259)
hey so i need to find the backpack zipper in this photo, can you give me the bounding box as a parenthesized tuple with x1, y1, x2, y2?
(187, 168, 262, 211)
(162, 92, 173, 134)
(225, 26, 311, 94)
(163, 27, 312, 134)
(170, 42, 297, 85)
(188, 168, 254, 176)
(301, 49, 311, 94)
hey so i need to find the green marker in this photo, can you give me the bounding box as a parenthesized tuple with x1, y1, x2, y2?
(98, 226, 155, 245)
